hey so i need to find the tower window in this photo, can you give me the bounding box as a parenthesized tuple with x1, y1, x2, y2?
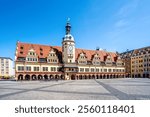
(70, 60, 72, 63)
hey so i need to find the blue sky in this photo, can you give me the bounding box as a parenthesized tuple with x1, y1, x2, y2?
(0, 0, 150, 60)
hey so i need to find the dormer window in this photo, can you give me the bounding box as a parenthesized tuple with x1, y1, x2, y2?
(78, 53, 87, 64)
(26, 49, 38, 62)
(92, 54, 100, 65)
(50, 53, 55, 56)
(116, 59, 124, 66)
(20, 46, 24, 50)
(29, 52, 35, 56)
(40, 48, 43, 51)
(107, 58, 111, 61)
(105, 55, 112, 65)
(40, 53, 43, 56)
(47, 49, 58, 63)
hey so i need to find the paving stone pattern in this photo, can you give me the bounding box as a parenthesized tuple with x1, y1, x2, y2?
(0, 78, 150, 100)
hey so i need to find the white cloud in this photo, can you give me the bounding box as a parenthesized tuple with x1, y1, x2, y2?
(115, 19, 128, 28)
(117, 0, 139, 18)
(112, 0, 140, 34)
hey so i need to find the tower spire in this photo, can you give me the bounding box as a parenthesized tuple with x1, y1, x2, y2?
(66, 18, 71, 34)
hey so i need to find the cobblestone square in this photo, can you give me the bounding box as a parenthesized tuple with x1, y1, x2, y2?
(0, 78, 150, 100)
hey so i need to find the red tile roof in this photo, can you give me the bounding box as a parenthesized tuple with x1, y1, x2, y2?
(16, 42, 118, 62)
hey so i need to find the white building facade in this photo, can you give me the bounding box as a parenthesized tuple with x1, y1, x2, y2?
(0, 57, 14, 78)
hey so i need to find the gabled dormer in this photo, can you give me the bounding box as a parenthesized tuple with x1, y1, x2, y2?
(105, 55, 112, 66)
(77, 52, 87, 64)
(92, 53, 100, 65)
(47, 48, 58, 63)
(26, 48, 38, 62)
(116, 56, 124, 66)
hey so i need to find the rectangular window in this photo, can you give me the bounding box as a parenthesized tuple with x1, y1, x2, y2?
(27, 57, 37, 62)
(26, 66, 31, 71)
(18, 66, 24, 71)
(51, 67, 53, 71)
(39, 58, 47, 62)
(51, 67, 56, 72)
(104, 69, 107, 72)
(1, 63, 3, 66)
(96, 69, 99, 72)
(43, 67, 48, 71)
(85, 68, 89, 72)
(91, 68, 95, 72)
(80, 68, 84, 72)
(96, 62, 100, 64)
(33, 58, 37, 61)
(1, 59, 4, 63)
(57, 67, 61, 72)
(108, 69, 111, 72)
(34, 67, 39, 71)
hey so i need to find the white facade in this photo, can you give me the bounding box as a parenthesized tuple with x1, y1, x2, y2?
(0, 57, 14, 78)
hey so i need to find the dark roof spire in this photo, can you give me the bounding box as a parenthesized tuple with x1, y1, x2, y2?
(66, 18, 71, 34)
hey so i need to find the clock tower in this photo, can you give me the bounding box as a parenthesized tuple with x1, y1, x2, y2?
(62, 19, 77, 80)
(62, 18, 75, 63)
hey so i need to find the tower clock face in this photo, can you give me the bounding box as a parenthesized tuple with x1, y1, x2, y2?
(69, 45, 73, 52)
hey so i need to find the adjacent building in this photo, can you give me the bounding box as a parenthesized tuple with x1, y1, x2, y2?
(120, 46, 150, 78)
(15, 20, 125, 80)
(131, 47, 150, 78)
(0, 57, 14, 79)
(120, 50, 134, 77)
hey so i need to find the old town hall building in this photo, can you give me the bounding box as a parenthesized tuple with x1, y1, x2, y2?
(15, 20, 125, 80)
